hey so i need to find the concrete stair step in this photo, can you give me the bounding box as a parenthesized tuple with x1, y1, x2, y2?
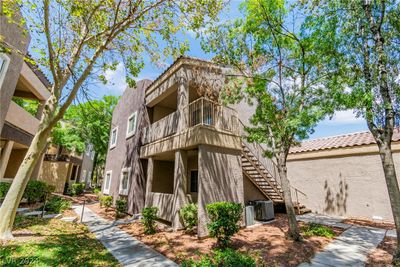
(22, 211, 44, 217)
(43, 213, 62, 219)
(60, 217, 78, 223)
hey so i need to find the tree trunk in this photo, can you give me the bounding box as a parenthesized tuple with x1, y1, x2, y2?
(0, 99, 55, 239)
(377, 142, 400, 263)
(277, 152, 301, 241)
(0, 129, 50, 239)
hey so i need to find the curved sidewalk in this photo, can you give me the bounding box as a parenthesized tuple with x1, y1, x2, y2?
(73, 205, 177, 267)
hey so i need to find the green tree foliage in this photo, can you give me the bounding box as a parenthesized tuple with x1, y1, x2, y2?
(302, 0, 400, 262)
(203, 0, 333, 240)
(12, 97, 40, 116)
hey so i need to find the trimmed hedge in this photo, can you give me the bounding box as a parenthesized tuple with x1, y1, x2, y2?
(181, 249, 256, 267)
(99, 195, 113, 210)
(24, 181, 55, 204)
(206, 202, 243, 248)
(115, 199, 127, 218)
(0, 182, 11, 199)
(45, 196, 72, 213)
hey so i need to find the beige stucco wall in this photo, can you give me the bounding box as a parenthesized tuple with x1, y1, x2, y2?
(153, 106, 175, 123)
(243, 175, 268, 203)
(152, 160, 174, 194)
(38, 161, 70, 193)
(287, 147, 400, 222)
(197, 145, 244, 237)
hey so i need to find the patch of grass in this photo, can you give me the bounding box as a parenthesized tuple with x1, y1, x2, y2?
(301, 223, 335, 238)
(0, 216, 119, 266)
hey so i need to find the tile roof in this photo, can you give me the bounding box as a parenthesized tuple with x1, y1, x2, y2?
(290, 128, 400, 154)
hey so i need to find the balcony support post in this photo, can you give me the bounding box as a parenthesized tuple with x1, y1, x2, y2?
(172, 149, 188, 230)
(0, 141, 14, 181)
(144, 157, 154, 207)
(177, 71, 189, 132)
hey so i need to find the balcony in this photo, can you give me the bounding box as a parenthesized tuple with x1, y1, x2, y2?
(187, 98, 239, 134)
(142, 111, 179, 144)
(5, 101, 39, 136)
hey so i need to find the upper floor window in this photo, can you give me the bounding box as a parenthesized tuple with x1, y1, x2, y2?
(126, 112, 137, 138)
(110, 127, 118, 149)
(103, 170, 112, 194)
(119, 167, 131, 195)
(0, 53, 10, 89)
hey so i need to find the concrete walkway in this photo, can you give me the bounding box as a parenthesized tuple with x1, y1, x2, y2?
(73, 205, 177, 267)
(298, 213, 387, 267)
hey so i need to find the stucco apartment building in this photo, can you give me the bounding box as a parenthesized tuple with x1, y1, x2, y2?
(0, 10, 51, 183)
(104, 56, 295, 237)
(37, 144, 95, 193)
(288, 130, 400, 222)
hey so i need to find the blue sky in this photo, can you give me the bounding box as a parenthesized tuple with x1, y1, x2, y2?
(94, 0, 369, 140)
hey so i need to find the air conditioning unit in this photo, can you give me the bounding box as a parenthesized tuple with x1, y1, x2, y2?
(253, 200, 274, 221)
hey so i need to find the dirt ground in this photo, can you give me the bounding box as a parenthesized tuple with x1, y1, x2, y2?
(366, 237, 397, 267)
(86, 202, 129, 221)
(117, 214, 342, 266)
(343, 218, 395, 230)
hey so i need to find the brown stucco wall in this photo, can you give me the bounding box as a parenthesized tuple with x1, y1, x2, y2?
(197, 145, 244, 237)
(38, 161, 70, 193)
(152, 160, 174, 194)
(287, 146, 400, 222)
(104, 79, 152, 214)
(0, 9, 31, 133)
(4, 149, 26, 178)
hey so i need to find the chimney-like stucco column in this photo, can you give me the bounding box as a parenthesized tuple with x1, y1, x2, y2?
(0, 140, 14, 181)
(177, 70, 189, 132)
(172, 149, 188, 230)
(144, 157, 154, 208)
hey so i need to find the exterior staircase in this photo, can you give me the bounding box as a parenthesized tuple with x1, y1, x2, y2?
(241, 140, 311, 215)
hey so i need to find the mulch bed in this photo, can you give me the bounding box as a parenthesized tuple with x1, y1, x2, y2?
(343, 218, 395, 230)
(366, 237, 397, 267)
(86, 202, 129, 221)
(115, 214, 343, 266)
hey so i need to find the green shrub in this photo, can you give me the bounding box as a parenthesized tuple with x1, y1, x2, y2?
(181, 249, 256, 267)
(142, 207, 158, 235)
(115, 199, 127, 218)
(180, 203, 198, 232)
(45, 196, 71, 213)
(301, 223, 335, 238)
(100, 195, 113, 210)
(0, 182, 11, 199)
(71, 183, 85, 196)
(24, 181, 54, 204)
(93, 188, 101, 195)
(206, 202, 243, 248)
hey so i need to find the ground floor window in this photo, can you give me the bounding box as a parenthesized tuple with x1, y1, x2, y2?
(104, 170, 112, 194)
(119, 167, 131, 195)
(190, 170, 198, 193)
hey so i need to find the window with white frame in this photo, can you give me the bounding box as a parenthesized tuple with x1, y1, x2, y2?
(103, 171, 112, 194)
(0, 53, 10, 89)
(119, 167, 131, 195)
(110, 127, 118, 149)
(126, 112, 137, 138)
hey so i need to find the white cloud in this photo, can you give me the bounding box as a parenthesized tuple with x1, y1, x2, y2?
(103, 62, 127, 95)
(321, 109, 364, 125)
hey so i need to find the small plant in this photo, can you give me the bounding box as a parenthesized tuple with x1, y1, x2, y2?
(93, 187, 101, 195)
(181, 248, 256, 267)
(71, 183, 85, 196)
(301, 223, 335, 238)
(24, 181, 54, 204)
(206, 202, 243, 248)
(180, 203, 198, 232)
(115, 199, 127, 218)
(100, 195, 113, 211)
(44, 196, 72, 213)
(142, 207, 158, 235)
(0, 182, 11, 199)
